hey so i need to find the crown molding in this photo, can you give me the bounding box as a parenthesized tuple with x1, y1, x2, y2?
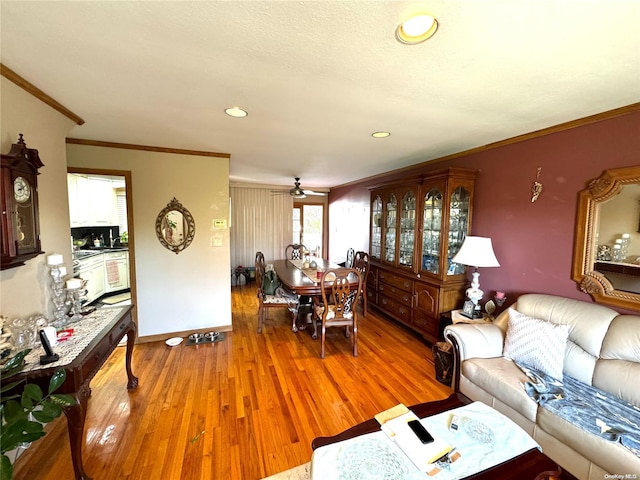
(1, 63, 85, 125)
(66, 138, 231, 159)
(334, 102, 640, 189)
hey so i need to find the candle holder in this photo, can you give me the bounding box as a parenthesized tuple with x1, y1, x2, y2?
(619, 234, 630, 262)
(50, 264, 70, 329)
(67, 279, 88, 323)
(67, 288, 83, 323)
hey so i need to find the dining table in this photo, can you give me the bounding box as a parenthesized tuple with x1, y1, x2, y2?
(272, 259, 360, 336)
(272, 258, 343, 296)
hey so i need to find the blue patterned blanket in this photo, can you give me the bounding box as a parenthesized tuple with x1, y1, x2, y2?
(518, 363, 640, 459)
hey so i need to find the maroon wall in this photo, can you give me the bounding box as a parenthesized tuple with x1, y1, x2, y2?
(329, 109, 640, 313)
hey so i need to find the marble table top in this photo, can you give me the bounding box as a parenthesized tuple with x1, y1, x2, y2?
(261, 463, 310, 480)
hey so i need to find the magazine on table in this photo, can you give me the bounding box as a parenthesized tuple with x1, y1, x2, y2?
(376, 404, 454, 471)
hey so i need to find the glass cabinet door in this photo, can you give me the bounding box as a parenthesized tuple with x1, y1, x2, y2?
(447, 186, 471, 275)
(370, 195, 382, 260)
(384, 193, 397, 263)
(399, 190, 416, 268)
(421, 187, 443, 275)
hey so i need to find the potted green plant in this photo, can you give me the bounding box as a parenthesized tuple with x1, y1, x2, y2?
(120, 231, 128, 245)
(0, 349, 76, 480)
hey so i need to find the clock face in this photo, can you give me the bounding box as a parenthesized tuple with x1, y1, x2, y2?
(14, 176, 31, 203)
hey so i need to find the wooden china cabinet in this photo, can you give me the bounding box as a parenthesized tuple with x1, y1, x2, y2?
(368, 168, 477, 343)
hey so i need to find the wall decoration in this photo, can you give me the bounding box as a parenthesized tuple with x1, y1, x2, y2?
(531, 167, 543, 203)
(155, 198, 195, 254)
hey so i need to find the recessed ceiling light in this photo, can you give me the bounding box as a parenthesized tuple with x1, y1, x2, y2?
(395, 14, 438, 45)
(225, 107, 248, 118)
(372, 131, 391, 138)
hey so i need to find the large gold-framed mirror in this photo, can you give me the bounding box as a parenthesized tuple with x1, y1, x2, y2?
(155, 198, 195, 254)
(572, 166, 640, 311)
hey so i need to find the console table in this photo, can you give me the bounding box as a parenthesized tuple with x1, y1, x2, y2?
(5, 305, 138, 480)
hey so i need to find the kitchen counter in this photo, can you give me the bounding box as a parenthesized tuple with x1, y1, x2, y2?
(73, 247, 128, 260)
(72, 248, 130, 303)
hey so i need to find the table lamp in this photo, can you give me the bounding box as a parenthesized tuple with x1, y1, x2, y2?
(451, 236, 500, 318)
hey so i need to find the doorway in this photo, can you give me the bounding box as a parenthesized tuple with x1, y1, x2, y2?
(67, 167, 137, 315)
(293, 203, 325, 257)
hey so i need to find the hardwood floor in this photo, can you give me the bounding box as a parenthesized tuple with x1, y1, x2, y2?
(12, 284, 451, 480)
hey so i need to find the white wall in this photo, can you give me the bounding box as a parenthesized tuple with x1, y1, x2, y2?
(329, 199, 370, 265)
(0, 77, 76, 318)
(66, 144, 231, 337)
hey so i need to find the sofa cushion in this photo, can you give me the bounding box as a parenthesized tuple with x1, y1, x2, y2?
(503, 309, 570, 379)
(515, 294, 618, 384)
(461, 357, 538, 423)
(593, 315, 640, 406)
(599, 315, 640, 363)
(537, 406, 640, 475)
(593, 360, 640, 409)
(564, 341, 599, 385)
(596, 318, 640, 406)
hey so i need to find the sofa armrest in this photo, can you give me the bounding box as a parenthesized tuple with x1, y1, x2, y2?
(444, 323, 506, 392)
(444, 323, 505, 362)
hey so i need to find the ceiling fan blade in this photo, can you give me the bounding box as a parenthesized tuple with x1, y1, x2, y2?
(271, 177, 327, 198)
(302, 190, 327, 196)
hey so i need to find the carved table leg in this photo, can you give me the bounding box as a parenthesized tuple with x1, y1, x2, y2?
(125, 325, 139, 390)
(64, 385, 92, 480)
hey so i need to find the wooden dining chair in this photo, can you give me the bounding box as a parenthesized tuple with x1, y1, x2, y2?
(314, 268, 363, 359)
(353, 251, 370, 316)
(285, 244, 307, 260)
(255, 252, 298, 333)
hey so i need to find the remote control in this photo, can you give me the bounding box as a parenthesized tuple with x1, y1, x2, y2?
(407, 419, 434, 444)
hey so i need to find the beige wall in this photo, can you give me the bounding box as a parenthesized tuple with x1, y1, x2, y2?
(66, 144, 231, 337)
(1, 77, 76, 318)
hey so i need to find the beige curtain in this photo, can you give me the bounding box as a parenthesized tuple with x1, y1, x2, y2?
(230, 186, 293, 269)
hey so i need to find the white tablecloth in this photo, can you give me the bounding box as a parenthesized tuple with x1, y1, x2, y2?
(288, 259, 327, 283)
(311, 401, 540, 480)
(21, 306, 126, 372)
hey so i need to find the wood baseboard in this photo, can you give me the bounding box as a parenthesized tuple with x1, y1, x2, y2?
(137, 325, 233, 344)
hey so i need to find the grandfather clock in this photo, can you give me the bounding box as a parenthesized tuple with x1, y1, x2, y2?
(1, 134, 45, 270)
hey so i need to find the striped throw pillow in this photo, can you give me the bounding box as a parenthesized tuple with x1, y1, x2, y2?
(503, 308, 570, 380)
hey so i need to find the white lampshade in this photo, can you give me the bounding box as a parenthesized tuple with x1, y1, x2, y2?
(452, 236, 500, 268)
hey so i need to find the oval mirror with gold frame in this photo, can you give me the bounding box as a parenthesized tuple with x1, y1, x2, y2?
(155, 198, 195, 254)
(572, 166, 640, 311)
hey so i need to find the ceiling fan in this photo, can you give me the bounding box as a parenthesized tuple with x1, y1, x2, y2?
(271, 177, 328, 199)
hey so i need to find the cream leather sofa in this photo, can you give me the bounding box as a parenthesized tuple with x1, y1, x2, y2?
(444, 294, 640, 480)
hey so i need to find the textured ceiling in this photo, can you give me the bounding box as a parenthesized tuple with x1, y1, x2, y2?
(1, 1, 639, 190)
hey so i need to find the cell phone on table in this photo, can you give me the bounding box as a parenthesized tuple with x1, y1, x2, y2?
(408, 419, 434, 444)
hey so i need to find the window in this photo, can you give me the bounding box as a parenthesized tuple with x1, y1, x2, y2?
(293, 203, 324, 257)
(116, 189, 128, 235)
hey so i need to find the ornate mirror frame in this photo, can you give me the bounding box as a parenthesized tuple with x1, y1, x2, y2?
(571, 166, 640, 311)
(155, 198, 195, 254)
